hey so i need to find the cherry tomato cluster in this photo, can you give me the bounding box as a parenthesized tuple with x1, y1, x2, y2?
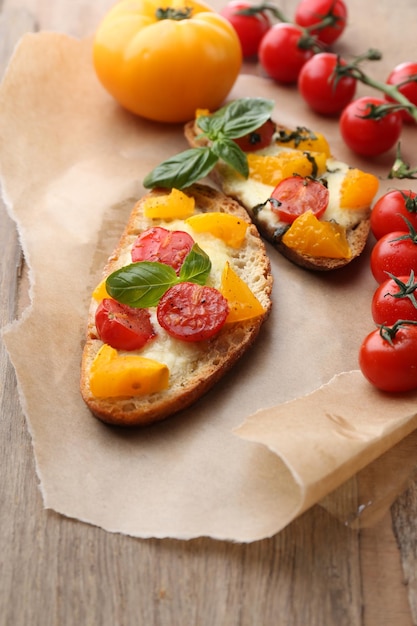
(220, 0, 417, 158)
(359, 188, 417, 393)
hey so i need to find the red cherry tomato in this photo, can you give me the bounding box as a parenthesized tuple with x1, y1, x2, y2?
(372, 273, 417, 325)
(370, 230, 417, 283)
(157, 282, 229, 342)
(258, 23, 315, 84)
(339, 97, 403, 156)
(95, 298, 156, 351)
(385, 62, 417, 124)
(220, 0, 271, 58)
(233, 118, 276, 152)
(270, 176, 329, 223)
(370, 189, 417, 240)
(294, 0, 347, 45)
(298, 53, 356, 115)
(131, 227, 194, 274)
(359, 321, 417, 392)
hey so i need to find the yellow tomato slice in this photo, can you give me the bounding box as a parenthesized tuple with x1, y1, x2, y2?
(247, 150, 327, 187)
(275, 129, 332, 156)
(92, 279, 110, 301)
(143, 188, 195, 219)
(90, 344, 169, 398)
(185, 212, 248, 248)
(220, 262, 266, 323)
(282, 211, 352, 259)
(339, 168, 379, 209)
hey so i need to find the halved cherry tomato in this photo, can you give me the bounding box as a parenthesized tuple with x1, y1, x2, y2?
(385, 62, 417, 124)
(157, 282, 229, 342)
(270, 176, 329, 223)
(298, 53, 357, 115)
(131, 227, 194, 274)
(372, 273, 417, 325)
(339, 97, 402, 157)
(258, 23, 315, 84)
(370, 189, 417, 240)
(370, 230, 417, 283)
(233, 119, 276, 152)
(220, 0, 271, 58)
(359, 321, 417, 392)
(95, 298, 156, 351)
(294, 0, 347, 45)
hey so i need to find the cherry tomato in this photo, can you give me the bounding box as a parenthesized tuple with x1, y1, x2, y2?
(131, 227, 194, 274)
(258, 23, 315, 84)
(95, 298, 156, 351)
(385, 62, 417, 124)
(270, 176, 329, 223)
(157, 282, 229, 342)
(372, 273, 417, 325)
(220, 0, 271, 58)
(294, 0, 347, 45)
(233, 118, 276, 152)
(339, 97, 402, 157)
(359, 321, 417, 392)
(370, 230, 417, 283)
(370, 189, 417, 240)
(298, 53, 356, 115)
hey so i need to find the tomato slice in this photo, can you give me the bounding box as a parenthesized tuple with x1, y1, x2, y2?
(95, 298, 156, 351)
(233, 119, 275, 152)
(131, 227, 194, 274)
(157, 282, 229, 342)
(270, 176, 329, 223)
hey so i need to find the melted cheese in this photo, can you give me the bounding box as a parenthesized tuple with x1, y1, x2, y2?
(222, 147, 372, 233)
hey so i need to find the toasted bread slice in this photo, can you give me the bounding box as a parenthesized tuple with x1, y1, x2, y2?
(80, 183, 272, 427)
(184, 119, 376, 271)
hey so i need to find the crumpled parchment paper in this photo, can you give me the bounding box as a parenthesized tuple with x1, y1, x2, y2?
(1, 32, 417, 542)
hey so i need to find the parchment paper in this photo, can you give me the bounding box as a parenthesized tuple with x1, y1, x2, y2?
(1, 32, 417, 542)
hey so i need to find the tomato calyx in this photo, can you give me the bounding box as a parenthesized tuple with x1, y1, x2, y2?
(389, 143, 417, 180)
(155, 7, 193, 21)
(378, 319, 417, 346)
(383, 271, 417, 308)
(400, 189, 417, 213)
(390, 215, 417, 244)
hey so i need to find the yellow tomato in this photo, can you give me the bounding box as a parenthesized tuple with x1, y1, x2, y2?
(339, 168, 379, 209)
(185, 212, 248, 247)
(282, 211, 352, 259)
(220, 262, 265, 323)
(93, 0, 242, 123)
(143, 188, 195, 219)
(247, 150, 327, 186)
(90, 344, 169, 398)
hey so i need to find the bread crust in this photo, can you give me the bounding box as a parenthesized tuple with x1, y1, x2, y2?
(80, 183, 273, 427)
(184, 120, 371, 272)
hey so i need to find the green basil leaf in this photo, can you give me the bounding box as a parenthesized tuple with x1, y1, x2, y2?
(221, 98, 275, 138)
(179, 243, 211, 285)
(106, 262, 177, 308)
(197, 98, 275, 140)
(143, 147, 219, 190)
(211, 138, 249, 178)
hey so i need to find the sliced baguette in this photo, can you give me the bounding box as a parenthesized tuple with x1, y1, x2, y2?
(80, 183, 273, 427)
(184, 120, 372, 272)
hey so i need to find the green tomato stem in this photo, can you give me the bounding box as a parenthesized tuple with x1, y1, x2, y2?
(335, 50, 417, 123)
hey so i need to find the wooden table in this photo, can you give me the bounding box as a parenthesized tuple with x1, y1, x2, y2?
(1, 0, 416, 624)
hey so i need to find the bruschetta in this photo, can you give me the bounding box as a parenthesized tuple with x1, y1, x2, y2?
(184, 103, 379, 271)
(80, 183, 273, 426)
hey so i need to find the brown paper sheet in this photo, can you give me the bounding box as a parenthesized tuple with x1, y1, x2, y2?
(1, 32, 417, 542)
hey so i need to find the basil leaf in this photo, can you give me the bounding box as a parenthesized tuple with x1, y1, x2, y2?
(179, 243, 211, 285)
(106, 262, 177, 308)
(221, 98, 275, 138)
(211, 138, 249, 178)
(196, 98, 275, 140)
(143, 147, 219, 190)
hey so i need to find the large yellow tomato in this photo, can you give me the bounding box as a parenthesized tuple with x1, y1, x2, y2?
(93, 0, 242, 123)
